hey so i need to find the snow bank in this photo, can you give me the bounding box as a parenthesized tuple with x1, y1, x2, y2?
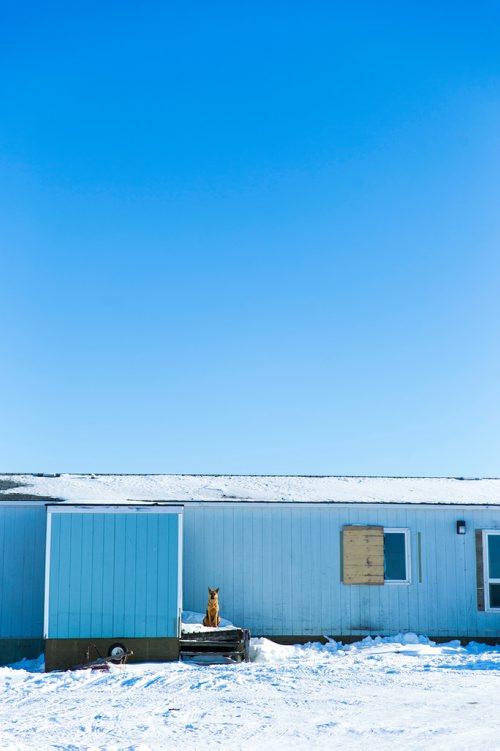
(4, 655, 44, 673)
(249, 632, 500, 663)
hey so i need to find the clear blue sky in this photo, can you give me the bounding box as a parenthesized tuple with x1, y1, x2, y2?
(1, 2, 499, 475)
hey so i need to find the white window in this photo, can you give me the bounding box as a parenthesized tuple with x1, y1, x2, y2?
(483, 531, 500, 610)
(384, 529, 411, 584)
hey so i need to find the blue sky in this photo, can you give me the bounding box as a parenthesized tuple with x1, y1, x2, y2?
(1, 2, 499, 475)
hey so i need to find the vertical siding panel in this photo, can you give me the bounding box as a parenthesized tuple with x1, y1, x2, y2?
(398, 509, 410, 633)
(79, 514, 93, 638)
(407, 516, 419, 633)
(53, 514, 64, 638)
(305, 510, 317, 634)
(189, 508, 200, 615)
(123, 514, 137, 635)
(0, 510, 10, 636)
(145, 514, 158, 636)
(242, 509, 254, 631)
(290, 510, 302, 634)
(450, 514, 461, 636)
(439, 512, 453, 635)
(36, 508, 47, 635)
(200, 509, 210, 615)
(303, 510, 313, 634)
(8, 509, 21, 636)
(101, 515, 115, 636)
(339, 511, 349, 636)
(261, 509, 273, 634)
(0, 511, 5, 633)
(422, 510, 435, 635)
(435, 512, 447, 634)
(447, 512, 459, 635)
(167, 514, 179, 636)
(271, 511, 283, 635)
(90, 515, 105, 638)
(416, 512, 427, 633)
(318, 509, 327, 633)
(18, 509, 28, 636)
(156, 513, 170, 636)
(456, 515, 468, 636)
(329, 509, 340, 635)
(68, 514, 83, 637)
(310, 510, 323, 634)
(240, 509, 251, 631)
(134, 515, 148, 638)
(194, 507, 203, 614)
(112, 514, 126, 636)
(296, 510, 305, 634)
(190, 507, 198, 612)
(32, 508, 43, 634)
(181, 508, 190, 611)
(247, 510, 259, 633)
(418, 512, 429, 634)
(22, 510, 32, 635)
(58, 515, 73, 638)
(434, 509, 448, 634)
(188, 507, 201, 613)
(235, 509, 246, 629)
(30, 508, 46, 636)
(48, 515, 61, 638)
(200, 509, 209, 615)
(280, 508, 294, 635)
(465, 510, 479, 637)
(222, 509, 235, 626)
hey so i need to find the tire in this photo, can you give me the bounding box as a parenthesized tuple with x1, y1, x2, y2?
(107, 642, 127, 663)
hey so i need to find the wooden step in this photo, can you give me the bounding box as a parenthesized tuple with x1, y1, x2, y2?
(179, 628, 250, 664)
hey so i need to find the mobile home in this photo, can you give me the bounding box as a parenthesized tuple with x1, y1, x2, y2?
(1, 474, 500, 668)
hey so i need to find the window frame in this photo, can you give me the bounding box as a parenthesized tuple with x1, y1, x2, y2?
(483, 530, 500, 611)
(383, 528, 411, 585)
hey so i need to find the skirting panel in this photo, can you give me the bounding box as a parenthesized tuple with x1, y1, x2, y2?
(262, 634, 500, 646)
(45, 637, 179, 672)
(0, 639, 44, 666)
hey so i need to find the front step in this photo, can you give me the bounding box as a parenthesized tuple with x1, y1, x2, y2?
(180, 628, 250, 664)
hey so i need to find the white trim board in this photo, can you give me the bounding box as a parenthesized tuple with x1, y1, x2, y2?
(172, 500, 500, 511)
(43, 511, 53, 639)
(483, 530, 500, 612)
(0, 501, 54, 507)
(177, 511, 183, 638)
(383, 527, 411, 585)
(46, 505, 183, 515)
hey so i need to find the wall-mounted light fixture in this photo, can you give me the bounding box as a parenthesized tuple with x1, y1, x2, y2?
(456, 520, 466, 535)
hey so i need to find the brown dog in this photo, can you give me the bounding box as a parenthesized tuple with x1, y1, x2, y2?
(203, 586, 220, 627)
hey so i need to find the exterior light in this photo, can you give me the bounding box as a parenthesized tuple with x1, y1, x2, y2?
(457, 520, 466, 535)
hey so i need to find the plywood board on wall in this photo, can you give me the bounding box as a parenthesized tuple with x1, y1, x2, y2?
(343, 526, 384, 585)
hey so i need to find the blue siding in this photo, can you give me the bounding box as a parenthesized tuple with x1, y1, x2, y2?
(47, 510, 180, 639)
(0, 506, 46, 638)
(183, 504, 500, 638)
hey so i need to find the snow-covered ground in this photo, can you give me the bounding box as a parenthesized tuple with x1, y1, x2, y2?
(1, 634, 500, 750)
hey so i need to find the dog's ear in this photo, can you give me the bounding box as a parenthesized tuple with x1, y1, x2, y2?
(208, 586, 212, 594)
(215, 587, 219, 593)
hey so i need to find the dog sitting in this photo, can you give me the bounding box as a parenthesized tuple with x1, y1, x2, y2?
(203, 586, 220, 627)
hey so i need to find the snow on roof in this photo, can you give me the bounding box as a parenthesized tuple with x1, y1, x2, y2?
(1, 473, 500, 506)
